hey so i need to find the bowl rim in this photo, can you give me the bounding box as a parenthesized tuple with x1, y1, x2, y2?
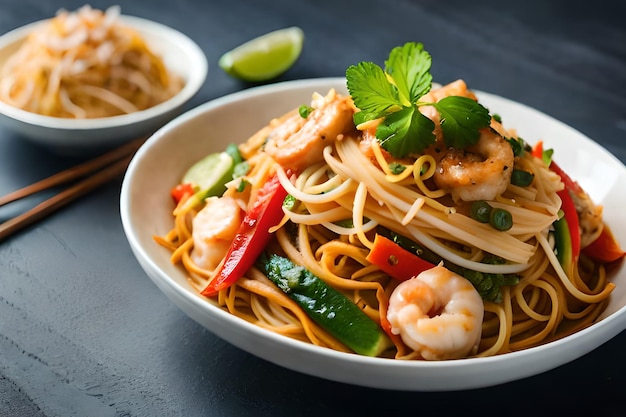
(121, 76, 626, 390)
(0, 14, 208, 130)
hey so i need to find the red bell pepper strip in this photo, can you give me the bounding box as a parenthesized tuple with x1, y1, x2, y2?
(532, 141, 581, 261)
(201, 174, 288, 296)
(366, 234, 435, 281)
(534, 141, 625, 266)
(549, 161, 584, 196)
(170, 183, 195, 204)
(583, 226, 625, 264)
(531, 140, 545, 161)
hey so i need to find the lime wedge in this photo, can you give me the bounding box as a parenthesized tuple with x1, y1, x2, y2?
(182, 152, 234, 199)
(218, 27, 304, 82)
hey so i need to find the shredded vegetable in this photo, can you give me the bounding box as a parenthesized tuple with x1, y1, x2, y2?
(0, 5, 183, 118)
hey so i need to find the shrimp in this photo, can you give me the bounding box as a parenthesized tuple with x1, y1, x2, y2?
(433, 128, 514, 202)
(191, 196, 242, 270)
(387, 264, 484, 360)
(422, 79, 478, 103)
(264, 89, 355, 172)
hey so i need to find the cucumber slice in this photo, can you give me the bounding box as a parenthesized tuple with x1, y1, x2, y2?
(182, 152, 234, 199)
(260, 254, 392, 357)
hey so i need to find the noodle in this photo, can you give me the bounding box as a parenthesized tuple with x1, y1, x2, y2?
(155, 81, 618, 360)
(0, 5, 183, 118)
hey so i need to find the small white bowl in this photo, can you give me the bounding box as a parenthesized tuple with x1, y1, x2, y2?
(121, 78, 626, 391)
(0, 15, 207, 154)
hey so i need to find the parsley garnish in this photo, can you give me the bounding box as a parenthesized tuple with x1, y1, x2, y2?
(346, 42, 491, 158)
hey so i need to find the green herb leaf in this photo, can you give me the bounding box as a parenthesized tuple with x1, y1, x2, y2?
(375, 106, 435, 156)
(346, 61, 400, 121)
(346, 42, 494, 159)
(432, 96, 491, 149)
(384, 42, 432, 105)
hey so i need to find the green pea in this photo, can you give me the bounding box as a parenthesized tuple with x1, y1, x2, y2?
(299, 104, 314, 118)
(511, 169, 534, 187)
(490, 208, 513, 231)
(470, 200, 492, 223)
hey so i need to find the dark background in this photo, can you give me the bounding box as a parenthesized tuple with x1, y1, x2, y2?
(1, 0, 625, 416)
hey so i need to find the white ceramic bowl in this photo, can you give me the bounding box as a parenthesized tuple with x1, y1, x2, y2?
(0, 15, 207, 154)
(120, 77, 626, 391)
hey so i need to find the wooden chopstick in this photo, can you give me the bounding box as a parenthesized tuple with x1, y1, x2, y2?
(0, 137, 146, 242)
(0, 136, 145, 207)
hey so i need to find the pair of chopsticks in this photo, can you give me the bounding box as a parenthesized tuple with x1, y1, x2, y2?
(0, 137, 146, 242)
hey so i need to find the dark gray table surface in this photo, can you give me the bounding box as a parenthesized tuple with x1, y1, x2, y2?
(1, 0, 625, 416)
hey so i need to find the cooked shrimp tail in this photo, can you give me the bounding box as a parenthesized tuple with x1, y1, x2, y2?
(386, 264, 484, 360)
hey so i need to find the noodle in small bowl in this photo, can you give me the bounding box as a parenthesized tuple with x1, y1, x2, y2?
(0, 7, 207, 154)
(120, 77, 626, 391)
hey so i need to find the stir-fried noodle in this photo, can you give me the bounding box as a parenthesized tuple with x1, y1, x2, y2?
(156, 81, 617, 360)
(0, 6, 183, 118)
